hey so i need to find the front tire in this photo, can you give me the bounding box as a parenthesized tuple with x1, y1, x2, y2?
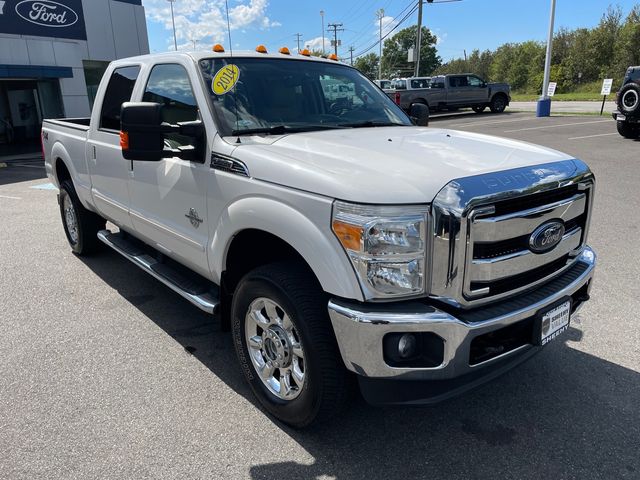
(59, 179, 105, 255)
(231, 262, 352, 428)
(617, 120, 640, 139)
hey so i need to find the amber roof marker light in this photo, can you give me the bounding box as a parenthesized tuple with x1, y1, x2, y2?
(212, 44, 225, 52)
(279, 47, 291, 55)
(256, 45, 268, 54)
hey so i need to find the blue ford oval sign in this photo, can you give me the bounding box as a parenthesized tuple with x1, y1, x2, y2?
(529, 221, 565, 254)
(15, 0, 78, 28)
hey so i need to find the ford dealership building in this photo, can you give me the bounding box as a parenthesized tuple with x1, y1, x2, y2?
(0, 0, 149, 147)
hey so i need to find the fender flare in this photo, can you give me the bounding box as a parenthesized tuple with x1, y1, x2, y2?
(50, 141, 94, 211)
(209, 197, 364, 301)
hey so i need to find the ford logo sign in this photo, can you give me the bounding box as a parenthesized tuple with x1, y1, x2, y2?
(529, 220, 565, 254)
(15, 0, 78, 28)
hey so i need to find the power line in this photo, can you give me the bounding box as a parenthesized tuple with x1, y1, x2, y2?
(353, 2, 418, 58)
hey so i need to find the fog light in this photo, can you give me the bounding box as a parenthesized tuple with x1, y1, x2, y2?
(398, 333, 417, 359)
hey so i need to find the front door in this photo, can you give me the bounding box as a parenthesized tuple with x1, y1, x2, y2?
(466, 75, 489, 104)
(128, 63, 210, 276)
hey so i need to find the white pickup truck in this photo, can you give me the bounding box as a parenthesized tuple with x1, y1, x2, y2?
(43, 49, 596, 428)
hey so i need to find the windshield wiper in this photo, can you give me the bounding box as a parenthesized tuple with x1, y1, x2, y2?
(231, 124, 346, 136)
(338, 121, 406, 128)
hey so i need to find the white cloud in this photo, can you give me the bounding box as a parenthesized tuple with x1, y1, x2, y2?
(379, 15, 397, 37)
(302, 36, 325, 52)
(144, 0, 280, 50)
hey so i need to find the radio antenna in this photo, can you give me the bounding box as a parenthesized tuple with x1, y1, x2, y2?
(224, 0, 241, 143)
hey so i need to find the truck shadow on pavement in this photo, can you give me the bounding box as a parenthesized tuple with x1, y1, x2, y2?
(80, 251, 639, 480)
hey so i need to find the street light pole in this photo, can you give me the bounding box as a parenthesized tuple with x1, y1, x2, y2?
(377, 9, 384, 80)
(538, 0, 557, 117)
(168, 0, 178, 51)
(415, 0, 423, 77)
(320, 10, 325, 55)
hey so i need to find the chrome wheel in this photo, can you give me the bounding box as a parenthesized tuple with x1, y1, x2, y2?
(245, 297, 305, 400)
(63, 194, 79, 244)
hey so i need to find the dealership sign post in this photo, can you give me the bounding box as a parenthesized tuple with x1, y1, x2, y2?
(600, 78, 613, 116)
(0, 0, 87, 40)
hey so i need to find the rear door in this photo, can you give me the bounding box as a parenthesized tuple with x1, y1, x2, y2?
(88, 65, 141, 230)
(127, 62, 210, 276)
(446, 75, 470, 104)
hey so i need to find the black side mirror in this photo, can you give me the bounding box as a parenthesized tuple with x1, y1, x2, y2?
(409, 103, 429, 127)
(120, 102, 205, 162)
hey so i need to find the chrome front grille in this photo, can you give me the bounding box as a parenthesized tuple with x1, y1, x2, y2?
(430, 159, 594, 309)
(464, 189, 589, 301)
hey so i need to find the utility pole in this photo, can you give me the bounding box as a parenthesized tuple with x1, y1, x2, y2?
(415, 0, 435, 77)
(349, 46, 354, 65)
(327, 23, 344, 56)
(376, 9, 385, 80)
(415, 0, 423, 77)
(167, 0, 177, 51)
(320, 10, 325, 54)
(190, 38, 198, 50)
(538, 0, 557, 117)
(294, 33, 303, 52)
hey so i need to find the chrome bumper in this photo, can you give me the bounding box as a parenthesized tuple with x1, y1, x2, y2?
(328, 246, 595, 380)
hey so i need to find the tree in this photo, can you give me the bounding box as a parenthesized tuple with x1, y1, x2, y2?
(354, 53, 379, 80)
(381, 25, 441, 78)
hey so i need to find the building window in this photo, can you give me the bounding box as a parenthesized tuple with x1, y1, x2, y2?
(83, 60, 110, 110)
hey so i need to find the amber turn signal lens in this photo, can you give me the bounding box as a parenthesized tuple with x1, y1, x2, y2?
(119, 131, 129, 150)
(332, 220, 363, 251)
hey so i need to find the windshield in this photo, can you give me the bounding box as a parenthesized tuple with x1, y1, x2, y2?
(198, 57, 411, 136)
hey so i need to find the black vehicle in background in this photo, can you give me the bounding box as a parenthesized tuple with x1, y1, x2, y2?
(613, 66, 640, 139)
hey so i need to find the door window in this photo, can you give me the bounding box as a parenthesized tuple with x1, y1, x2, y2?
(467, 76, 484, 87)
(99, 66, 141, 131)
(449, 76, 468, 88)
(143, 64, 199, 148)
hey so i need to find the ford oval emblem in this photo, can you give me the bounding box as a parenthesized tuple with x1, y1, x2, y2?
(529, 220, 565, 254)
(15, 0, 79, 28)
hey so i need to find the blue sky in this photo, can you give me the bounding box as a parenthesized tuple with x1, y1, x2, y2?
(144, 0, 640, 61)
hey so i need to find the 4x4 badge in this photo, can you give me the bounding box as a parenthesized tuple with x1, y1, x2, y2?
(185, 208, 203, 228)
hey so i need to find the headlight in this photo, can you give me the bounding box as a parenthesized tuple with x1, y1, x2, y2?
(332, 201, 429, 299)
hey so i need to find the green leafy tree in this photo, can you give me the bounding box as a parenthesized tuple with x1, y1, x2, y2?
(354, 53, 379, 80)
(381, 25, 441, 78)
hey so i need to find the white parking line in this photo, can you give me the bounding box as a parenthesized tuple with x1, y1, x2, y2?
(504, 119, 610, 133)
(451, 116, 539, 128)
(568, 132, 618, 140)
(0, 194, 21, 200)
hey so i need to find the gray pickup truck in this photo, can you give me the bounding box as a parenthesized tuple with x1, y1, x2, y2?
(389, 73, 511, 115)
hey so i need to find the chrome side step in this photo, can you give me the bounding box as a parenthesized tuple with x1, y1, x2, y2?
(97, 230, 219, 314)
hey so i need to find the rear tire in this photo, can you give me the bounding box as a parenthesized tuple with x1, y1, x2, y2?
(59, 179, 105, 255)
(617, 120, 640, 139)
(490, 94, 507, 113)
(617, 83, 640, 116)
(231, 262, 352, 428)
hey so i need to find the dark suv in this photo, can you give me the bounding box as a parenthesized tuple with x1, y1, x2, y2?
(613, 66, 640, 139)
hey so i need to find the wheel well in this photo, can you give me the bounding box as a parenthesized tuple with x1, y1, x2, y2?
(492, 92, 508, 101)
(55, 158, 71, 185)
(219, 229, 319, 331)
(223, 229, 319, 292)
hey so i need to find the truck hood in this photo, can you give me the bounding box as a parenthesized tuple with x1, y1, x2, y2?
(231, 126, 573, 204)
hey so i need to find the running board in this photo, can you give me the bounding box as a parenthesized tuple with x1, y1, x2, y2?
(97, 230, 219, 314)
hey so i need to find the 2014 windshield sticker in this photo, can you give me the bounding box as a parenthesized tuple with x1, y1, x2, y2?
(212, 64, 239, 95)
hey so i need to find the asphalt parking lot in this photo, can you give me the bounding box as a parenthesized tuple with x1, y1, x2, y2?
(1, 111, 639, 479)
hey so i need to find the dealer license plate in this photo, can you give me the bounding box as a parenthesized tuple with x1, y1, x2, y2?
(617, 114, 626, 121)
(540, 300, 571, 345)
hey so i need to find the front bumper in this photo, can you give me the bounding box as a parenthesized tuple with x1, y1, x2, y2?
(328, 246, 596, 403)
